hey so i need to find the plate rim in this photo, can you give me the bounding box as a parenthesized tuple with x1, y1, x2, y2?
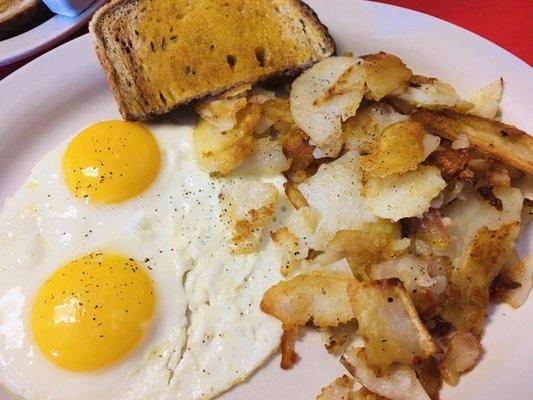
(0, 1, 531, 399)
(0, 0, 107, 67)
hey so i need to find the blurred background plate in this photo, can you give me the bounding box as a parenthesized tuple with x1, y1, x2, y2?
(0, 0, 106, 66)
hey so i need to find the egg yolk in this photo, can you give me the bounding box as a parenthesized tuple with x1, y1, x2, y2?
(62, 120, 160, 204)
(31, 253, 155, 371)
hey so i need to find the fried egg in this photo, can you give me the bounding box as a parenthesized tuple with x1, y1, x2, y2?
(0, 120, 283, 400)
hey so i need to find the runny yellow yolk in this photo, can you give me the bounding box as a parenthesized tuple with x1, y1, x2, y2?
(31, 253, 155, 371)
(62, 120, 160, 204)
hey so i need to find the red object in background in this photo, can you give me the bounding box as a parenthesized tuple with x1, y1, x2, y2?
(375, 0, 532, 65)
(0, 0, 531, 80)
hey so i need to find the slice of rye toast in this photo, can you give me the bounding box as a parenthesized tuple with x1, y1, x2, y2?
(90, 0, 335, 121)
(0, 0, 53, 40)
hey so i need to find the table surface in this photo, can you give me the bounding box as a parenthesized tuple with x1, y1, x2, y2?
(0, 0, 531, 81)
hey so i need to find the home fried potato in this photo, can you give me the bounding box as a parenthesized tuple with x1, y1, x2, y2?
(369, 254, 452, 317)
(341, 347, 431, 400)
(351, 388, 390, 400)
(316, 375, 356, 400)
(194, 96, 247, 132)
(315, 224, 408, 281)
(414, 357, 442, 400)
(193, 83, 252, 131)
(260, 272, 356, 329)
(193, 103, 262, 175)
(441, 186, 523, 261)
(439, 330, 483, 386)
(391, 76, 473, 113)
(257, 97, 294, 135)
(284, 181, 309, 209)
(290, 56, 365, 156)
(323, 320, 358, 355)
(467, 78, 503, 119)
(281, 126, 316, 183)
(271, 206, 319, 276)
(363, 165, 446, 221)
(411, 109, 533, 174)
(491, 251, 532, 308)
(342, 103, 408, 152)
(440, 223, 519, 336)
(349, 279, 438, 373)
(280, 326, 299, 369)
(233, 136, 290, 176)
(299, 150, 378, 249)
(361, 52, 412, 101)
(360, 121, 439, 178)
(219, 181, 279, 254)
(271, 227, 302, 277)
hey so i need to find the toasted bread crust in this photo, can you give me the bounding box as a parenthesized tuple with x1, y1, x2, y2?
(90, 0, 336, 121)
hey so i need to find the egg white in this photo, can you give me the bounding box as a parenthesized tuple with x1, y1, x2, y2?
(0, 122, 284, 400)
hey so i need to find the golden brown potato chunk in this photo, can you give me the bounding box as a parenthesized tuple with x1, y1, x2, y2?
(361, 52, 412, 101)
(440, 222, 519, 336)
(193, 103, 262, 175)
(360, 121, 439, 178)
(261, 272, 356, 329)
(349, 279, 438, 373)
(412, 109, 533, 174)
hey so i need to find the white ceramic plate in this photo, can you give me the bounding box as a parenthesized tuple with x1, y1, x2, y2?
(0, 1, 531, 399)
(0, 0, 107, 67)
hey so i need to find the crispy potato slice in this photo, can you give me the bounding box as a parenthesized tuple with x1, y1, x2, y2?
(194, 96, 248, 132)
(360, 121, 440, 178)
(317, 377, 388, 400)
(284, 181, 309, 209)
(219, 83, 253, 98)
(193, 84, 251, 131)
(323, 320, 358, 355)
(440, 223, 519, 336)
(233, 136, 290, 176)
(392, 77, 473, 113)
(349, 279, 438, 373)
(315, 224, 408, 281)
(280, 326, 299, 369)
(352, 388, 389, 400)
(414, 358, 442, 400)
(467, 78, 503, 119)
(316, 375, 356, 400)
(193, 104, 262, 175)
(219, 181, 279, 254)
(439, 330, 483, 386)
(256, 97, 294, 135)
(299, 150, 377, 249)
(247, 86, 276, 104)
(369, 254, 452, 317)
(363, 165, 446, 222)
(361, 52, 412, 101)
(491, 251, 532, 308)
(342, 103, 409, 152)
(281, 126, 316, 183)
(271, 206, 320, 276)
(271, 227, 302, 277)
(341, 347, 431, 400)
(290, 56, 365, 156)
(440, 186, 523, 261)
(260, 272, 356, 329)
(411, 109, 533, 174)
